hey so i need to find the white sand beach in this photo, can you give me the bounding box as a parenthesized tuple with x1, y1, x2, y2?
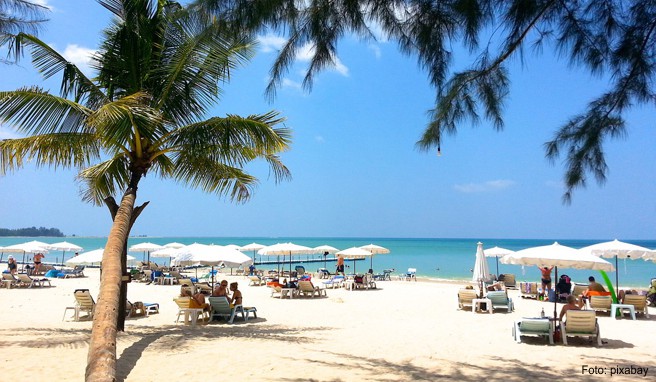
(0, 268, 654, 381)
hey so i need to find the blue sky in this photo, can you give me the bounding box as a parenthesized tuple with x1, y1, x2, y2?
(0, 1, 654, 240)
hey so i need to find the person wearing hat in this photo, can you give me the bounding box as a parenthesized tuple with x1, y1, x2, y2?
(7, 256, 17, 275)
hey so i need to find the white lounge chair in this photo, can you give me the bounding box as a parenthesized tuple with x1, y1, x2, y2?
(486, 291, 514, 312)
(513, 318, 554, 344)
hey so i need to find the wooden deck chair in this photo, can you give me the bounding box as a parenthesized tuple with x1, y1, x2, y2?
(298, 280, 327, 297)
(588, 295, 613, 314)
(458, 289, 478, 311)
(513, 318, 554, 344)
(622, 294, 650, 318)
(486, 291, 514, 312)
(562, 310, 602, 346)
(208, 296, 239, 323)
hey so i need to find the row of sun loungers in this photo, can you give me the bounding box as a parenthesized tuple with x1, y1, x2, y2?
(3, 273, 52, 288)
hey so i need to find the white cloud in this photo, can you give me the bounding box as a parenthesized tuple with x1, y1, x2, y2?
(315, 135, 325, 143)
(62, 44, 96, 76)
(454, 179, 516, 193)
(282, 78, 302, 90)
(257, 34, 287, 53)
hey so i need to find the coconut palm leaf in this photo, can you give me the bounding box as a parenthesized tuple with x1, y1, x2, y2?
(0, 87, 91, 135)
(77, 156, 132, 205)
(0, 132, 101, 174)
(6, 33, 105, 106)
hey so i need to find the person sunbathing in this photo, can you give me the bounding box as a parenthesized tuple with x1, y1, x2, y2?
(229, 282, 242, 307)
(212, 280, 229, 297)
(181, 289, 210, 312)
(559, 295, 584, 321)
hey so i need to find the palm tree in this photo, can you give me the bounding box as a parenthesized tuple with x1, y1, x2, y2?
(0, 1, 291, 381)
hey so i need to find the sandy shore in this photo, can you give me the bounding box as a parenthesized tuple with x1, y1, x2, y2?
(0, 268, 654, 381)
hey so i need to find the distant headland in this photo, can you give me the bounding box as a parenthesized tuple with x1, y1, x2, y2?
(0, 227, 65, 237)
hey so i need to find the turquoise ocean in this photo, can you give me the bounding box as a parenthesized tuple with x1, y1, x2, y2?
(2, 237, 655, 288)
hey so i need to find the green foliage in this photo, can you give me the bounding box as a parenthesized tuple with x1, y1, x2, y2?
(0, 226, 64, 237)
(196, 0, 655, 202)
(0, 0, 291, 206)
(0, 0, 49, 52)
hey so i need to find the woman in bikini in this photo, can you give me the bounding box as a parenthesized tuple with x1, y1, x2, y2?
(229, 282, 242, 307)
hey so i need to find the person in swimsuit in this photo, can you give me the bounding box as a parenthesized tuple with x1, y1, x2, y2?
(212, 280, 229, 298)
(336, 254, 345, 276)
(229, 282, 242, 307)
(538, 266, 554, 299)
(33, 253, 45, 275)
(181, 289, 210, 312)
(7, 256, 17, 275)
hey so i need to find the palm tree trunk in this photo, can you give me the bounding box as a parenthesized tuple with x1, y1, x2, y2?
(85, 190, 135, 382)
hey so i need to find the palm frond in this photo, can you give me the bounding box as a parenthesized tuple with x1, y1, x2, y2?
(76, 155, 131, 205)
(171, 154, 257, 202)
(87, 91, 163, 151)
(0, 87, 91, 135)
(6, 33, 106, 106)
(0, 132, 101, 175)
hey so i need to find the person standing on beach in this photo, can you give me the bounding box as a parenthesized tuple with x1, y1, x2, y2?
(538, 266, 554, 299)
(336, 254, 345, 276)
(33, 252, 45, 275)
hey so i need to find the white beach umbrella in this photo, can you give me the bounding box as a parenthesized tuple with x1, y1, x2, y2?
(240, 242, 266, 263)
(258, 243, 316, 274)
(359, 243, 390, 271)
(484, 246, 515, 277)
(128, 242, 164, 264)
(314, 245, 340, 268)
(46, 241, 83, 265)
(163, 242, 185, 249)
(66, 248, 137, 266)
(337, 247, 373, 273)
(224, 244, 242, 251)
(472, 242, 492, 294)
(579, 239, 656, 291)
(150, 247, 179, 266)
(2, 241, 50, 269)
(501, 242, 614, 318)
(173, 244, 252, 286)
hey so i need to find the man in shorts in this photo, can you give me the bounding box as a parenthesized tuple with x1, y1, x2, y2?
(33, 252, 45, 275)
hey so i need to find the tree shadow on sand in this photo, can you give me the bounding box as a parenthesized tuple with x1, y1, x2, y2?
(115, 324, 332, 381)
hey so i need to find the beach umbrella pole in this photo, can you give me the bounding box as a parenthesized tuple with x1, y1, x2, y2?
(615, 256, 619, 292)
(495, 256, 499, 277)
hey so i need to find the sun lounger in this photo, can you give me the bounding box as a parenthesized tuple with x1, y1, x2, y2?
(2, 273, 20, 289)
(63, 289, 96, 322)
(16, 273, 51, 288)
(298, 280, 327, 297)
(458, 289, 478, 311)
(588, 295, 613, 314)
(248, 275, 266, 286)
(208, 296, 238, 323)
(622, 294, 650, 318)
(513, 318, 554, 344)
(322, 275, 344, 289)
(173, 297, 208, 326)
(501, 273, 516, 289)
(486, 291, 514, 312)
(562, 310, 602, 346)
